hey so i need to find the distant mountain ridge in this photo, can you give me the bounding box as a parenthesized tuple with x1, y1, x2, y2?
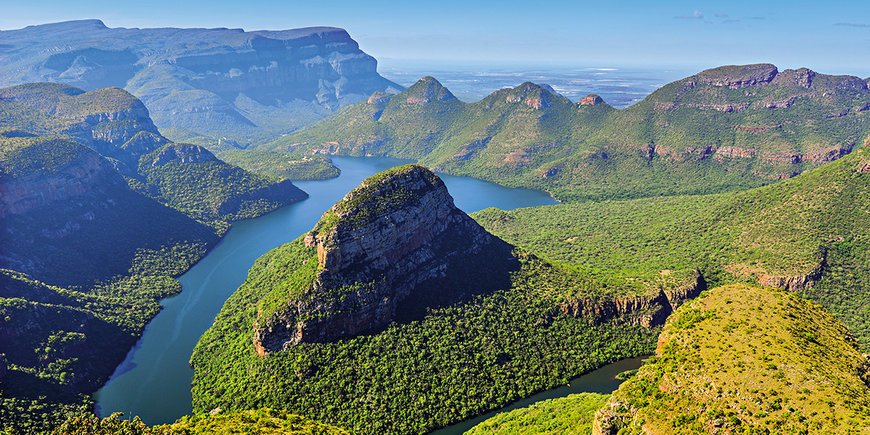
(271, 63, 870, 201)
(0, 20, 402, 144)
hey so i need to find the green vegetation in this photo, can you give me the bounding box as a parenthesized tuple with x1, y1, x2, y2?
(0, 82, 309, 228)
(51, 409, 347, 434)
(139, 144, 307, 226)
(0, 82, 307, 432)
(218, 149, 340, 181)
(466, 393, 609, 435)
(266, 65, 869, 201)
(192, 241, 658, 434)
(598, 284, 870, 433)
(474, 147, 870, 349)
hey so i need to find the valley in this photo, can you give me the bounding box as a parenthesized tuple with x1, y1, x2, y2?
(0, 12, 868, 435)
(95, 156, 556, 425)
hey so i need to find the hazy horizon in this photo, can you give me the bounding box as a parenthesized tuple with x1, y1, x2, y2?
(2, 0, 870, 77)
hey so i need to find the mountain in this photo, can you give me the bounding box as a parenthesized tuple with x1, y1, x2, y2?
(190, 165, 700, 434)
(252, 165, 519, 353)
(0, 20, 402, 144)
(0, 82, 308, 228)
(595, 284, 870, 434)
(269, 64, 870, 201)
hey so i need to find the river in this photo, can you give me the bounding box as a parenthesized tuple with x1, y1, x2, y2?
(94, 156, 557, 425)
(431, 357, 645, 434)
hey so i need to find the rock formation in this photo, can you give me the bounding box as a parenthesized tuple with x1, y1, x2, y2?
(559, 271, 705, 327)
(253, 165, 518, 354)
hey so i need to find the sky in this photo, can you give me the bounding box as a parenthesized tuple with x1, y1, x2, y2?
(2, 0, 870, 76)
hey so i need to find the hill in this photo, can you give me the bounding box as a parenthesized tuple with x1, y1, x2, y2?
(0, 82, 308, 227)
(0, 20, 401, 144)
(269, 64, 870, 200)
(595, 284, 870, 433)
(190, 166, 675, 434)
(475, 146, 869, 350)
(466, 393, 609, 434)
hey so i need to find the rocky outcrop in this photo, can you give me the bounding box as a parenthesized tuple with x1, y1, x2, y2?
(559, 271, 705, 328)
(502, 82, 567, 110)
(253, 165, 518, 354)
(714, 146, 756, 160)
(579, 94, 604, 106)
(695, 63, 779, 89)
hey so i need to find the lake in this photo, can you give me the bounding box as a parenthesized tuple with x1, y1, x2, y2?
(94, 156, 556, 425)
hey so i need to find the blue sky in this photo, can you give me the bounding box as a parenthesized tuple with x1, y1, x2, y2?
(3, 0, 869, 76)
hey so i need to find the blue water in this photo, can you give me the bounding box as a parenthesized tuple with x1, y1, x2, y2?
(94, 156, 556, 425)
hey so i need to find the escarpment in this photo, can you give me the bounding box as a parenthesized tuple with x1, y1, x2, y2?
(560, 271, 706, 328)
(253, 165, 519, 354)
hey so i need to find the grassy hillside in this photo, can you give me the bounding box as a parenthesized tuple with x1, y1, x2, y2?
(266, 64, 869, 201)
(597, 284, 870, 433)
(466, 393, 609, 435)
(474, 147, 870, 350)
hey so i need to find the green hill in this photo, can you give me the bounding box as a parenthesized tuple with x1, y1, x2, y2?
(0, 83, 305, 432)
(474, 147, 870, 350)
(266, 64, 869, 201)
(466, 393, 609, 435)
(595, 284, 870, 434)
(0, 82, 308, 227)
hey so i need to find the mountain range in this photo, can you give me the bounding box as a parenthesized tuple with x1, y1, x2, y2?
(269, 64, 870, 200)
(0, 20, 401, 144)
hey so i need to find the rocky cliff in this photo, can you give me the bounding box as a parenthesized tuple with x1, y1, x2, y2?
(253, 165, 518, 354)
(559, 271, 705, 328)
(0, 20, 402, 143)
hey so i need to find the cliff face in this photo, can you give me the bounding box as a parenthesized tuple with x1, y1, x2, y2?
(0, 20, 402, 143)
(253, 165, 518, 354)
(0, 140, 124, 219)
(560, 271, 706, 328)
